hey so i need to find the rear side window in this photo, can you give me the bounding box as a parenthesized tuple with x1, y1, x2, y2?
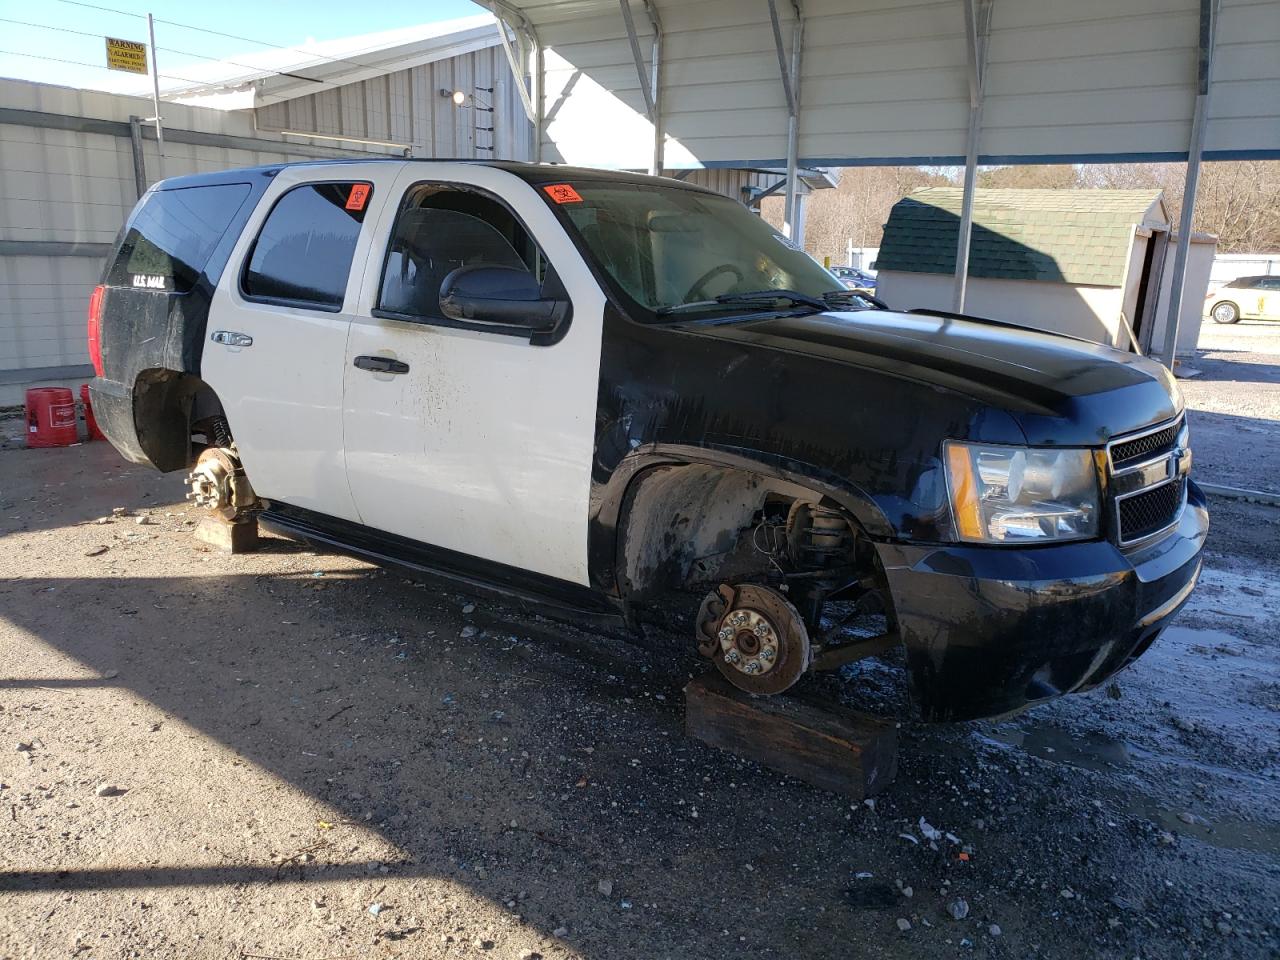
(106, 183, 251, 293)
(242, 182, 372, 311)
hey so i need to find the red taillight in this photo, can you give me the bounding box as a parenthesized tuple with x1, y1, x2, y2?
(87, 284, 105, 378)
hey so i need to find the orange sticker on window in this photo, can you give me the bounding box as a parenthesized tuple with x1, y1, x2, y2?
(543, 183, 583, 204)
(345, 183, 372, 211)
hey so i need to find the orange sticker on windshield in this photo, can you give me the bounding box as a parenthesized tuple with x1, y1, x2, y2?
(345, 183, 371, 211)
(543, 183, 583, 204)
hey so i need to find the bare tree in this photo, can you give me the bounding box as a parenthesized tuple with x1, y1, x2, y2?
(761, 166, 949, 264)
(776, 160, 1280, 261)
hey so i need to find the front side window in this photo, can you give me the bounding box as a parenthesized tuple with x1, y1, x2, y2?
(377, 183, 547, 322)
(543, 180, 840, 320)
(242, 182, 372, 310)
(107, 183, 251, 293)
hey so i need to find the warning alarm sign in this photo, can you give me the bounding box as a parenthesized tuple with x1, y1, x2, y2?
(105, 37, 148, 75)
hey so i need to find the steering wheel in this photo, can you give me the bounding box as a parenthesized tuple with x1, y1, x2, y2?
(684, 263, 745, 302)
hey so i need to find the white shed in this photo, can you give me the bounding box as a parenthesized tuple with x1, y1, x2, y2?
(875, 187, 1216, 357)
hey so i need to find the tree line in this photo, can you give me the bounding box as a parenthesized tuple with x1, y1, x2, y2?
(764, 161, 1280, 266)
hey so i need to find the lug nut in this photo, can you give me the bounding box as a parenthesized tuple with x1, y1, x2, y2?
(724, 649, 741, 665)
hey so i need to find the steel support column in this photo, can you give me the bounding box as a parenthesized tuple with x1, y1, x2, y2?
(953, 0, 992, 312)
(128, 115, 147, 198)
(619, 1, 664, 175)
(768, 0, 804, 241)
(1160, 0, 1218, 367)
(485, 1, 543, 162)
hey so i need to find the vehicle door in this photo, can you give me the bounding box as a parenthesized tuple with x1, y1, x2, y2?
(343, 164, 605, 585)
(1258, 276, 1280, 319)
(203, 163, 403, 520)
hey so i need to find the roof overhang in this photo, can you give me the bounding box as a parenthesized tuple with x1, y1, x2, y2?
(165, 16, 502, 108)
(477, 0, 1280, 169)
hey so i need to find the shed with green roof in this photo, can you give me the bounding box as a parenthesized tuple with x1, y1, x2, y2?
(874, 187, 1213, 355)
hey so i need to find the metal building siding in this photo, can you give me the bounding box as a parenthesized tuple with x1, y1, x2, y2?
(254, 45, 533, 160)
(0, 79, 382, 375)
(508, 0, 1280, 166)
(1210, 0, 1280, 155)
(982, 0, 1201, 159)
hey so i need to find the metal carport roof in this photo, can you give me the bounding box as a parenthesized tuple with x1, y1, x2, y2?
(478, 0, 1280, 365)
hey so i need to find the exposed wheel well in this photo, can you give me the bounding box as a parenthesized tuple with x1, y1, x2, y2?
(616, 462, 877, 606)
(132, 369, 229, 472)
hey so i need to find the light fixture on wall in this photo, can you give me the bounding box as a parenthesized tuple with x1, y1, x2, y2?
(439, 86, 497, 153)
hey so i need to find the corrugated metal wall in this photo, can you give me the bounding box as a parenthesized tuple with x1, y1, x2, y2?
(255, 44, 534, 161)
(0, 37, 534, 390)
(514, 0, 1280, 167)
(0, 80, 361, 385)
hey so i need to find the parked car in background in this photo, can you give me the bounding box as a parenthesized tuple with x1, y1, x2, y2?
(830, 265, 878, 293)
(1204, 275, 1280, 324)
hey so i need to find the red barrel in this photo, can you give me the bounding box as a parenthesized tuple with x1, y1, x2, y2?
(80, 383, 106, 441)
(25, 387, 78, 448)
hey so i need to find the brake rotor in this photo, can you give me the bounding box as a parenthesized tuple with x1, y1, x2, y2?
(185, 447, 256, 522)
(699, 583, 810, 695)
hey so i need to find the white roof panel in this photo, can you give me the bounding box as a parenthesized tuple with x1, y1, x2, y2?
(480, 0, 1280, 167)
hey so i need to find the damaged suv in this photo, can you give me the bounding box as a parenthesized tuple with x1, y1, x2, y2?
(89, 160, 1207, 720)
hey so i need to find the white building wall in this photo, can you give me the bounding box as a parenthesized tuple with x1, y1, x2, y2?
(1210, 252, 1280, 284)
(0, 79, 398, 395)
(1, 58, 531, 399)
(1147, 237, 1216, 358)
(876, 238, 1214, 359)
(254, 43, 534, 161)
(875, 271, 1126, 346)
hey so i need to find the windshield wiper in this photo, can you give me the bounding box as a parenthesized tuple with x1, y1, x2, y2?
(821, 289, 889, 311)
(655, 289, 829, 317)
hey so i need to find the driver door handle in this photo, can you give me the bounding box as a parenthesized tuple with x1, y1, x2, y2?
(353, 355, 410, 375)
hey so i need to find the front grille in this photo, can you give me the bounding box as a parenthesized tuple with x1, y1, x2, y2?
(1118, 477, 1186, 543)
(1111, 421, 1179, 468)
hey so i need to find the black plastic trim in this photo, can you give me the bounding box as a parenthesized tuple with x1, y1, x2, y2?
(261, 502, 622, 622)
(371, 180, 573, 347)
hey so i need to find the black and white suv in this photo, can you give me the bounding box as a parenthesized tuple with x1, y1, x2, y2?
(89, 160, 1207, 721)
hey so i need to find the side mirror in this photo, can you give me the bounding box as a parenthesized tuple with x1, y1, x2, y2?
(439, 265, 567, 330)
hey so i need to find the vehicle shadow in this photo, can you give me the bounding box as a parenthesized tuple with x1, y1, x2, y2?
(1186, 348, 1280, 387)
(0, 558, 931, 959)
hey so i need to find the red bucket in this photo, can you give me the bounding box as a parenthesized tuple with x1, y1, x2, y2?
(80, 383, 106, 441)
(25, 387, 78, 448)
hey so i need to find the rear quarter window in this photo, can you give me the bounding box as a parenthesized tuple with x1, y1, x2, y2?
(241, 182, 372, 311)
(106, 183, 252, 293)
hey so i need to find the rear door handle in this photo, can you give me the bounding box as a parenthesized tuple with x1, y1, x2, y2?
(353, 355, 410, 374)
(210, 330, 253, 347)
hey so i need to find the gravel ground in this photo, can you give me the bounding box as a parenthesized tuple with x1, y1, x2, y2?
(1179, 320, 1280, 494)
(1, 365, 1278, 959)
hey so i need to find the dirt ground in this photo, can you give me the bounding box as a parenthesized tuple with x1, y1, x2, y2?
(1, 325, 1279, 960)
(1179, 319, 1280, 493)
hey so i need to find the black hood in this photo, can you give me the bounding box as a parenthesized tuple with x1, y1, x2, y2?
(690, 309, 1181, 446)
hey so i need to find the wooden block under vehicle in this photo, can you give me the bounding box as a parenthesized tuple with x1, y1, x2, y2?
(194, 515, 259, 554)
(684, 672, 897, 799)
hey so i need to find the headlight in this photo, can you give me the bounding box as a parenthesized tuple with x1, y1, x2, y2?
(944, 442, 1101, 543)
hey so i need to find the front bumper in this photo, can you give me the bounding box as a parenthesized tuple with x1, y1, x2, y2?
(876, 481, 1208, 721)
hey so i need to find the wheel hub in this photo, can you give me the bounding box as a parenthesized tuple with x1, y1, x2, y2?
(184, 447, 257, 522)
(697, 583, 810, 695)
(717, 609, 779, 676)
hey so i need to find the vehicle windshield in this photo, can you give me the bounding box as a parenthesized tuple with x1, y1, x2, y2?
(547, 180, 842, 319)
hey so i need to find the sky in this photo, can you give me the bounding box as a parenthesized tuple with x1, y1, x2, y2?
(0, 0, 485, 95)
